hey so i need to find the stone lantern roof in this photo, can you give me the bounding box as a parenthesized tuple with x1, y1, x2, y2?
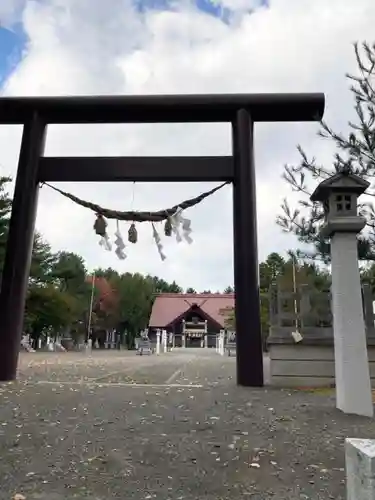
(310, 169, 370, 203)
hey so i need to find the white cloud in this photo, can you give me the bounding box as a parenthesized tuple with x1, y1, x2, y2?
(0, 0, 25, 27)
(0, 0, 374, 290)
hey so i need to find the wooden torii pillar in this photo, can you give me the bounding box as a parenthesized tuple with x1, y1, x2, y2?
(0, 93, 324, 385)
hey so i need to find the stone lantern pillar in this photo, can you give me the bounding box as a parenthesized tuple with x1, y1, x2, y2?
(311, 169, 373, 417)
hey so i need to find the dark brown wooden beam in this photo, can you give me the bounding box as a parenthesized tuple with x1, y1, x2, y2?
(232, 109, 264, 387)
(0, 112, 46, 381)
(38, 156, 234, 182)
(0, 93, 324, 124)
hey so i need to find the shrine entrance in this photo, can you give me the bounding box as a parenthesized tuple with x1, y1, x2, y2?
(0, 93, 324, 386)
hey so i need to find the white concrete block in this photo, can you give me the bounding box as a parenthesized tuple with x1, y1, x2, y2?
(346, 438, 375, 500)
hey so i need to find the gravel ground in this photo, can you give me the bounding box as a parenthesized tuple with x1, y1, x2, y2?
(0, 349, 374, 500)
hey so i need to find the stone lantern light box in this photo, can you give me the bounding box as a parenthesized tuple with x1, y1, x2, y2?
(310, 170, 370, 237)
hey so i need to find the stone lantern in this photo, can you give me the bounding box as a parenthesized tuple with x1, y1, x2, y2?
(311, 169, 373, 417)
(311, 168, 370, 236)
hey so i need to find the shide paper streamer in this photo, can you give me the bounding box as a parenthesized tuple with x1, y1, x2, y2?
(42, 181, 228, 261)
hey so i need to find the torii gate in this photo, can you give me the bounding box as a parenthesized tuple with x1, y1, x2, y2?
(0, 93, 324, 385)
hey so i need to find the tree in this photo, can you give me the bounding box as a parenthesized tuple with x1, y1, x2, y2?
(223, 286, 234, 293)
(258, 253, 288, 349)
(51, 252, 87, 291)
(220, 253, 287, 347)
(24, 284, 77, 343)
(0, 177, 56, 283)
(29, 233, 56, 284)
(277, 42, 375, 262)
(168, 281, 183, 293)
(24, 249, 92, 343)
(0, 174, 189, 345)
(50, 252, 93, 339)
(115, 272, 154, 348)
(361, 262, 375, 293)
(147, 276, 182, 294)
(23, 234, 59, 339)
(219, 291, 269, 349)
(259, 252, 286, 289)
(0, 176, 58, 287)
(219, 252, 330, 351)
(78, 270, 186, 349)
(222, 306, 235, 329)
(0, 176, 12, 274)
(89, 274, 119, 331)
(276, 253, 330, 291)
(186, 287, 197, 293)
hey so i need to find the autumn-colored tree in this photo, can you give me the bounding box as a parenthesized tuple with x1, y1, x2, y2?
(87, 275, 119, 330)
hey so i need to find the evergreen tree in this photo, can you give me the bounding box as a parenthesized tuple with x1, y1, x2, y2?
(0, 176, 12, 273)
(277, 42, 375, 262)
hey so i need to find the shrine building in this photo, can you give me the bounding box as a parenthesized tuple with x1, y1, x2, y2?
(148, 293, 234, 348)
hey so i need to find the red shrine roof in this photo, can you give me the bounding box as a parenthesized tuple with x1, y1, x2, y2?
(149, 293, 235, 328)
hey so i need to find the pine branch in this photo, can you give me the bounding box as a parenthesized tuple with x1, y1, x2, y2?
(277, 41, 375, 261)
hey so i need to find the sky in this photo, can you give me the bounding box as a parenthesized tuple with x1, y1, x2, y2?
(0, 0, 374, 291)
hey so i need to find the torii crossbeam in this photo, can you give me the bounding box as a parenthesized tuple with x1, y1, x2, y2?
(0, 93, 325, 385)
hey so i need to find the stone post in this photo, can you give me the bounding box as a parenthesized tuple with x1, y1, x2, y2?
(162, 329, 167, 353)
(346, 438, 375, 499)
(219, 330, 225, 356)
(86, 338, 92, 354)
(311, 170, 373, 417)
(156, 329, 161, 355)
(182, 319, 186, 348)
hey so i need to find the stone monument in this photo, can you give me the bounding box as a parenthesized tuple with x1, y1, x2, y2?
(311, 168, 373, 417)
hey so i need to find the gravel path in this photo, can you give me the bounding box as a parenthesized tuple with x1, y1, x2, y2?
(0, 349, 374, 499)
